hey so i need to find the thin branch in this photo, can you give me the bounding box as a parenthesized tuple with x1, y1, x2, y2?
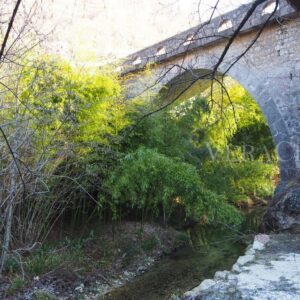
(0, 0, 22, 62)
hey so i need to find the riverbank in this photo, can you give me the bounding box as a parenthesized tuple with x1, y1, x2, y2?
(1, 222, 188, 299)
(101, 225, 247, 300)
(183, 233, 300, 300)
(2, 208, 264, 299)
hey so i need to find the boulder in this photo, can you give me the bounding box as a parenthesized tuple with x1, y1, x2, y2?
(262, 182, 300, 233)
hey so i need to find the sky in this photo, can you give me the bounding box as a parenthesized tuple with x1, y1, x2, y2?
(34, 0, 251, 63)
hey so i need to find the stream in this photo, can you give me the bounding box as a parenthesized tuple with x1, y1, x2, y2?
(102, 208, 265, 300)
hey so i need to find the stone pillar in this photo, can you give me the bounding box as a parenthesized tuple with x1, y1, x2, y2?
(262, 63, 300, 233)
(262, 181, 300, 233)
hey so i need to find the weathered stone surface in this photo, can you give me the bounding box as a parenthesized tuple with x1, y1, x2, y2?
(283, 187, 300, 214)
(182, 234, 300, 300)
(214, 271, 230, 281)
(183, 279, 216, 298)
(262, 183, 300, 232)
(236, 254, 255, 265)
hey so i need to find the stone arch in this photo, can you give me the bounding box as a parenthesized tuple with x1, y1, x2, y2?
(156, 63, 296, 184)
(122, 0, 300, 231)
(220, 63, 297, 184)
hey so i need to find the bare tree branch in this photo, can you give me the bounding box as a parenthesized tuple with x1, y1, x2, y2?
(0, 0, 22, 62)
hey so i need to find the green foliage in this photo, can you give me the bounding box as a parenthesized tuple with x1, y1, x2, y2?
(18, 56, 128, 149)
(23, 241, 90, 278)
(141, 235, 159, 252)
(106, 147, 241, 225)
(162, 79, 278, 203)
(26, 248, 68, 276)
(6, 277, 26, 296)
(32, 291, 58, 300)
(201, 159, 277, 203)
(230, 122, 275, 160)
(5, 56, 132, 229)
(0, 50, 281, 283)
(174, 232, 191, 248)
(177, 79, 276, 159)
(1, 53, 278, 257)
(122, 108, 194, 160)
(3, 256, 20, 275)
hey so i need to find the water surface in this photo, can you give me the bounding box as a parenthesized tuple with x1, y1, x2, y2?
(103, 208, 265, 300)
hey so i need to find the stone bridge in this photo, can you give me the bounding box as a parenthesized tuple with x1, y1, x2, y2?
(121, 0, 300, 231)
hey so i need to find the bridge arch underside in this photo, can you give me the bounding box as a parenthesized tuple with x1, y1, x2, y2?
(152, 65, 300, 231)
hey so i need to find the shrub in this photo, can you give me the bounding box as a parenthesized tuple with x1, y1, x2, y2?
(6, 276, 25, 296)
(26, 249, 66, 276)
(200, 159, 277, 204)
(105, 147, 241, 225)
(141, 235, 159, 252)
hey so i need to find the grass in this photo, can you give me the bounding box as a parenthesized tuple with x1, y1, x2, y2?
(26, 248, 68, 276)
(3, 238, 89, 280)
(32, 290, 58, 300)
(174, 232, 190, 247)
(3, 255, 20, 275)
(3, 243, 89, 298)
(6, 276, 25, 296)
(122, 243, 141, 266)
(141, 235, 159, 252)
(3, 222, 181, 297)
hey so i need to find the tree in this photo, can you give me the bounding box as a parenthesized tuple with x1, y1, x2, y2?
(0, 0, 31, 273)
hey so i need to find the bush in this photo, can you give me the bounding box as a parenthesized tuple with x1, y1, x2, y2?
(26, 248, 67, 276)
(6, 276, 25, 296)
(105, 147, 241, 225)
(200, 159, 277, 204)
(25, 243, 85, 277)
(141, 235, 159, 252)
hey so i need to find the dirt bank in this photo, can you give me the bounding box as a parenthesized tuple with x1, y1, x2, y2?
(2, 222, 188, 300)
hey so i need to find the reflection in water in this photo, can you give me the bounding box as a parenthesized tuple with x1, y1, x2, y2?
(103, 208, 265, 300)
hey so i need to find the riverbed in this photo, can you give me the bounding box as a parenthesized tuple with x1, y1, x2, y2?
(102, 208, 265, 300)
